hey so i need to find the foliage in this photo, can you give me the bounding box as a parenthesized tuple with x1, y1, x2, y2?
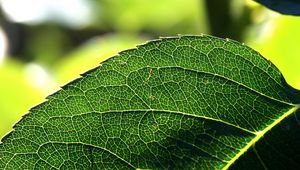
(1, 35, 299, 169)
(1, 1, 300, 169)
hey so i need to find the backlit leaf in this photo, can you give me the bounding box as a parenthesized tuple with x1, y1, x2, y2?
(0, 35, 299, 169)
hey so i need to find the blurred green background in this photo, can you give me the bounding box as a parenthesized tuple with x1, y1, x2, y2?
(0, 0, 299, 138)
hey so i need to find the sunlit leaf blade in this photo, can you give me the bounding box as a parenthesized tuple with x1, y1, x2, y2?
(0, 35, 300, 169)
(254, 0, 300, 15)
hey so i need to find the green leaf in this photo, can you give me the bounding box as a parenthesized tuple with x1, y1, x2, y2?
(0, 35, 300, 169)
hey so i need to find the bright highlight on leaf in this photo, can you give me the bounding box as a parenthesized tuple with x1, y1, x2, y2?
(0, 35, 300, 169)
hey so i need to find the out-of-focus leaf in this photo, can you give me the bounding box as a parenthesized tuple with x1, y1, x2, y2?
(97, 0, 207, 35)
(254, 0, 300, 15)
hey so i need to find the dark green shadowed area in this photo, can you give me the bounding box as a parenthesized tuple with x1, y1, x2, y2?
(0, 35, 300, 169)
(231, 109, 300, 169)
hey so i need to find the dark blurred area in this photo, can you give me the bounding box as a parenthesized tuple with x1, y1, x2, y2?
(0, 0, 300, 137)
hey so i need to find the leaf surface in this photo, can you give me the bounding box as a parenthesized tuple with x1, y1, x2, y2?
(0, 35, 300, 169)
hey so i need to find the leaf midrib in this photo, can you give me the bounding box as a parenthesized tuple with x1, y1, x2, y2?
(34, 109, 254, 137)
(222, 104, 300, 170)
